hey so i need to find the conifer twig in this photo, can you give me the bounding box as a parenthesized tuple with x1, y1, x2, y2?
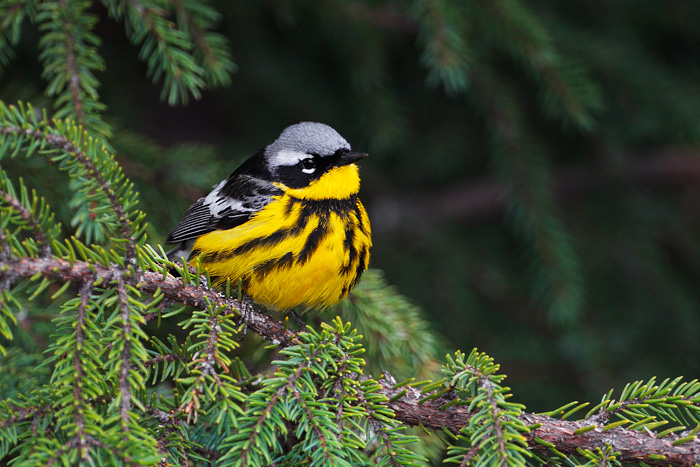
(0, 256, 294, 346)
(0, 188, 51, 258)
(376, 150, 700, 228)
(70, 280, 95, 462)
(0, 125, 137, 263)
(379, 381, 700, 467)
(0, 228, 10, 290)
(115, 277, 134, 438)
(182, 313, 226, 423)
(57, 0, 86, 125)
(2, 255, 699, 465)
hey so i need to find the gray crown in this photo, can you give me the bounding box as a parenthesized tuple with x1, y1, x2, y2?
(266, 122, 351, 159)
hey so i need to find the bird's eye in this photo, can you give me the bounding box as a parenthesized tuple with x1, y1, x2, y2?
(300, 158, 316, 174)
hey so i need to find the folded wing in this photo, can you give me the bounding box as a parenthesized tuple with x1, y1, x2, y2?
(166, 175, 282, 244)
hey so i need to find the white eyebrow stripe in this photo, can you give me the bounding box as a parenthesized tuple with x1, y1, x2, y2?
(269, 149, 309, 167)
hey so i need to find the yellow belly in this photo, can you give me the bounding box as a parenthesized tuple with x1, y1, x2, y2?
(190, 194, 371, 310)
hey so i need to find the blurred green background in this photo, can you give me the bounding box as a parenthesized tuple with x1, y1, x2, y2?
(3, 0, 700, 412)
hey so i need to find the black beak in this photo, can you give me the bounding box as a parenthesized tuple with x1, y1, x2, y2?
(337, 150, 368, 167)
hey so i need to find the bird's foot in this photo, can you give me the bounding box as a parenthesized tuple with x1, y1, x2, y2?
(289, 308, 307, 330)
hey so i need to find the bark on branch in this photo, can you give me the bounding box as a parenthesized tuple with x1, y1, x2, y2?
(372, 149, 700, 233)
(379, 382, 700, 466)
(2, 256, 699, 466)
(0, 255, 294, 347)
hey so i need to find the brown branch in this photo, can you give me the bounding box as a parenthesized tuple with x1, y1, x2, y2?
(144, 353, 186, 368)
(0, 256, 295, 347)
(372, 149, 700, 233)
(182, 314, 226, 423)
(171, 0, 222, 77)
(115, 277, 133, 438)
(57, 0, 85, 125)
(72, 280, 94, 462)
(3, 255, 700, 465)
(378, 382, 700, 466)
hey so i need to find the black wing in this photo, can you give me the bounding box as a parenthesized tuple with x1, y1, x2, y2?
(165, 174, 282, 244)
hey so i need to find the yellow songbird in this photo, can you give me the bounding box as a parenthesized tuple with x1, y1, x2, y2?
(166, 122, 372, 311)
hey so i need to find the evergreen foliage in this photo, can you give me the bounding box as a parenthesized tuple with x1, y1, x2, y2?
(0, 1, 699, 466)
(38, 0, 109, 138)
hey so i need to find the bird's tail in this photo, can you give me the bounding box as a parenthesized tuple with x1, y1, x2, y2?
(165, 240, 194, 263)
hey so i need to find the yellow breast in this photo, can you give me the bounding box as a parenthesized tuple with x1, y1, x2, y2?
(190, 186, 371, 310)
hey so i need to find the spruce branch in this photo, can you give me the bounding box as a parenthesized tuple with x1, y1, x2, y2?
(484, 381, 512, 465)
(38, 0, 109, 138)
(3, 255, 700, 465)
(44, 131, 138, 263)
(470, 73, 584, 326)
(106, 0, 206, 105)
(0, 255, 294, 346)
(440, 351, 529, 466)
(367, 405, 414, 467)
(480, 0, 602, 130)
(0, 188, 51, 258)
(226, 349, 316, 466)
(221, 321, 378, 465)
(0, 0, 32, 74)
(288, 386, 333, 464)
(373, 148, 700, 232)
(0, 400, 51, 430)
(38, 277, 106, 465)
(115, 277, 134, 437)
(172, 0, 236, 88)
(69, 280, 95, 462)
(0, 1, 28, 40)
(0, 172, 61, 260)
(178, 306, 243, 424)
(412, 0, 471, 94)
(0, 118, 140, 263)
(46, 434, 103, 467)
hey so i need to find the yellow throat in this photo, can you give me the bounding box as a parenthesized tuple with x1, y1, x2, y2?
(276, 164, 361, 200)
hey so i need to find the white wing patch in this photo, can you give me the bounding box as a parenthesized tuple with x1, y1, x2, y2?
(205, 180, 245, 217)
(166, 175, 279, 244)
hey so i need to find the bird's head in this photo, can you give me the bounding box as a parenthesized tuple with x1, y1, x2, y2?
(265, 122, 367, 200)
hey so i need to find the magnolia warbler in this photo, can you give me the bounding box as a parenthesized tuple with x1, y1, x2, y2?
(166, 122, 372, 311)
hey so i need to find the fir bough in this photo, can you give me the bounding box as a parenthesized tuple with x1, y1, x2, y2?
(442, 350, 530, 466)
(38, 0, 109, 138)
(0, 109, 699, 463)
(1, 0, 233, 134)
(0, 1, 699, 466)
